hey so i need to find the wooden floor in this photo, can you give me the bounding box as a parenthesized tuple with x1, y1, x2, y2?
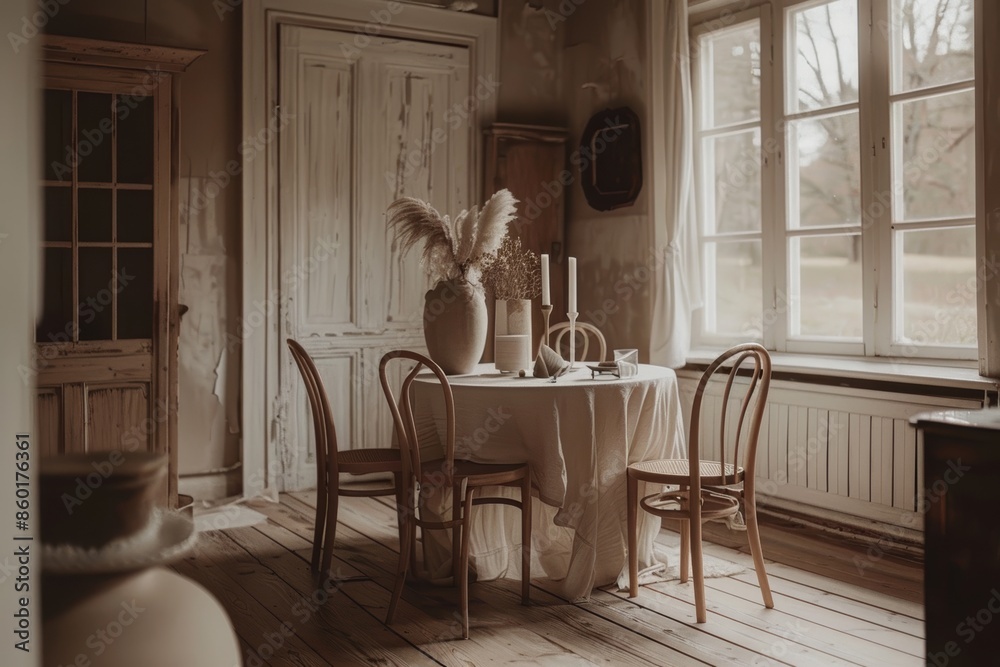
(174, 492, 924, 666)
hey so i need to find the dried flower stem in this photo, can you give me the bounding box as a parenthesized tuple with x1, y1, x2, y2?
(481, 233, 542, 300)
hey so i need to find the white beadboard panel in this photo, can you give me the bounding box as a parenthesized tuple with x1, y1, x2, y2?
(859, 414, 872, 502)
(835, 410, 850, 497)
(677, 371, 986, 530)
(879, 417, 894, 507)
(892, 418, 908, 509)
(775, 403, 788, 483)
(870, 416, 885, 506)
(791, 405, 807, 488)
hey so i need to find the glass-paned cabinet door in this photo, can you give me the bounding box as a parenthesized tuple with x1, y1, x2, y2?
(38, 87, 156, 344)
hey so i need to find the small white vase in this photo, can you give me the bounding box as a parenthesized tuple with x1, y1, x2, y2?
(423, 279, 488, 375)
(494, 299, 532, 372)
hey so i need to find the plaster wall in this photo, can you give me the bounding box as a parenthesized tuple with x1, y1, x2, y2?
(563, 0, 652, 357)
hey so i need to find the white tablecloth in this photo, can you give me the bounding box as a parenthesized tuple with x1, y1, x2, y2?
(410, 363, 685, 601)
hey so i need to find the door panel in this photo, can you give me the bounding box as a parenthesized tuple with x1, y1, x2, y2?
(86, 383, 150, 452)
(278, 25, 472, 490)
(299, 58, 356, 329)
(36, 388, 63, 457)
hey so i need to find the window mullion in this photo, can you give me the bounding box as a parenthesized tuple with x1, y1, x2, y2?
(764, 1, 787, 352)
(866, 0, 893, 357)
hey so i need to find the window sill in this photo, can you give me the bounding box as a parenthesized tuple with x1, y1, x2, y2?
(684, 348, 998, 394)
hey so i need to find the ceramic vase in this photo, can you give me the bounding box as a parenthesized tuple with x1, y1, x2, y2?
(423, 279, 488, 375)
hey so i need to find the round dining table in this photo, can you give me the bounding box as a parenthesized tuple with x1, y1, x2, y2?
(410, 362, 686, 601)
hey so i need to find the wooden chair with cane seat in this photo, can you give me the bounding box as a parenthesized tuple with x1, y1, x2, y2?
(379, 349, 531, 639)
(626, 343, 774, 623)
(286, 339, 404, 580)
(547, 321, 607, 361)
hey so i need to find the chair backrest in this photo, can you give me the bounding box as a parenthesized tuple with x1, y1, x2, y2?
(547, 321, 607, 362)
(689, 343, 771, 489)
(286, 338, 337, 479)
(379, 350, 456, 488)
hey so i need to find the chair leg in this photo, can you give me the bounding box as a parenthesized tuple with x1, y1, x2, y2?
(691, 514, 707, 623)
(679, 485, 690, 584)
(745, 493, 774, 609)
(520, 475, 532, 605)
(459, 487, 475, 639)
(680, 521, 691, 584)
(627, 472, 639, 598)
(320, 489, 339, 580)
(451, 482, 462, 583)
(386, 516, 412, 625)
(312, 479, 328, 573)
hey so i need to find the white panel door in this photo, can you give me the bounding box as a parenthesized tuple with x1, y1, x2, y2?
(277, 25, 472, 490)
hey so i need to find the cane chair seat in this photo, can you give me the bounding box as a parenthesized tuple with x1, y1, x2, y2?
(628, 459, 743, 487)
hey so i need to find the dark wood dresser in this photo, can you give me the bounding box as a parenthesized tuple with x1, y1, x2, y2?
(913, 409, 1000, 666)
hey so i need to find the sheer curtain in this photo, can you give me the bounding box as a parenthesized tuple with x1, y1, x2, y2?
(648, 0, 702, 368)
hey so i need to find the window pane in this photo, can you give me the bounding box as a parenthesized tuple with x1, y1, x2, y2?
(43, 186, 72, 242)
(704, 130, 761, 234)
(78, 248, 113, 341)
(790, 235, 862, 338)
(36, 248, 73, 343)
(704, 240, 762, 336)
(78, 188, 112, 242)
(700, 21, 761, 127)
(788, 111, 861, 227)
(788, 0, 859, 113)
(117, 96, 154, 184)
(895, 89, 975, 221)
(891, 0, 974, 93)
(77, 92, 113, 183)
(117, 249, 153, 339)
(897, 226, 976, 346)
(117, 190, 153, 243)
(43, 89, 72, 182)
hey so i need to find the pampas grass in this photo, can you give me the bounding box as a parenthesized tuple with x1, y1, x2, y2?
(387, 189, 519, 285)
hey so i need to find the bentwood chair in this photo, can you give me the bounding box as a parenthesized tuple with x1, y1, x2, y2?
(286, 339, 403, 579)
(627, 343, 774, 623)
(379, 349, 531, 639)
(547, 321, 607, 362)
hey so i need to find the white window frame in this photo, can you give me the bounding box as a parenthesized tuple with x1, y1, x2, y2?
(691, 0, 979, 362)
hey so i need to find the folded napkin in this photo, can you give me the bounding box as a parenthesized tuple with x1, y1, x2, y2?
(533, 344, 570, 379)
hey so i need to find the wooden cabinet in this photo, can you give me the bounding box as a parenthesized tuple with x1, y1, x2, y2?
(914, 409, 1000, 666)
(36, 37, 202, 506)
(483, 123, 567, 357)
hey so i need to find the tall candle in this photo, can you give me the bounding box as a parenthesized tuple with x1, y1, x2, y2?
(568, 257, 577, 313)
(540, 254, 550, 306)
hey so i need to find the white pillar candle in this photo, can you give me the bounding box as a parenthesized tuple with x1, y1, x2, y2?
(568, 257, 577, 313)
(540, 254, 550, 306)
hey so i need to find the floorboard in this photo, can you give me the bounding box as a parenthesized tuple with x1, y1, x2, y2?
(173, 492, 925, 666)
